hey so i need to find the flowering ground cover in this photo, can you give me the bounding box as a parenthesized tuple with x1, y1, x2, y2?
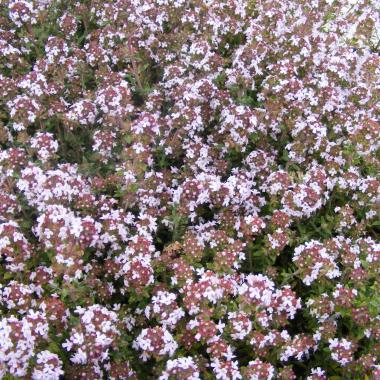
(0, 0, 380, 379)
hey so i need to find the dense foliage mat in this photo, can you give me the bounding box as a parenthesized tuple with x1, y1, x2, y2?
(0, 0, 380, 379)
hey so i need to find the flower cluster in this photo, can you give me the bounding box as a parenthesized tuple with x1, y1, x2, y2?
(0, 0, 379, 378)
